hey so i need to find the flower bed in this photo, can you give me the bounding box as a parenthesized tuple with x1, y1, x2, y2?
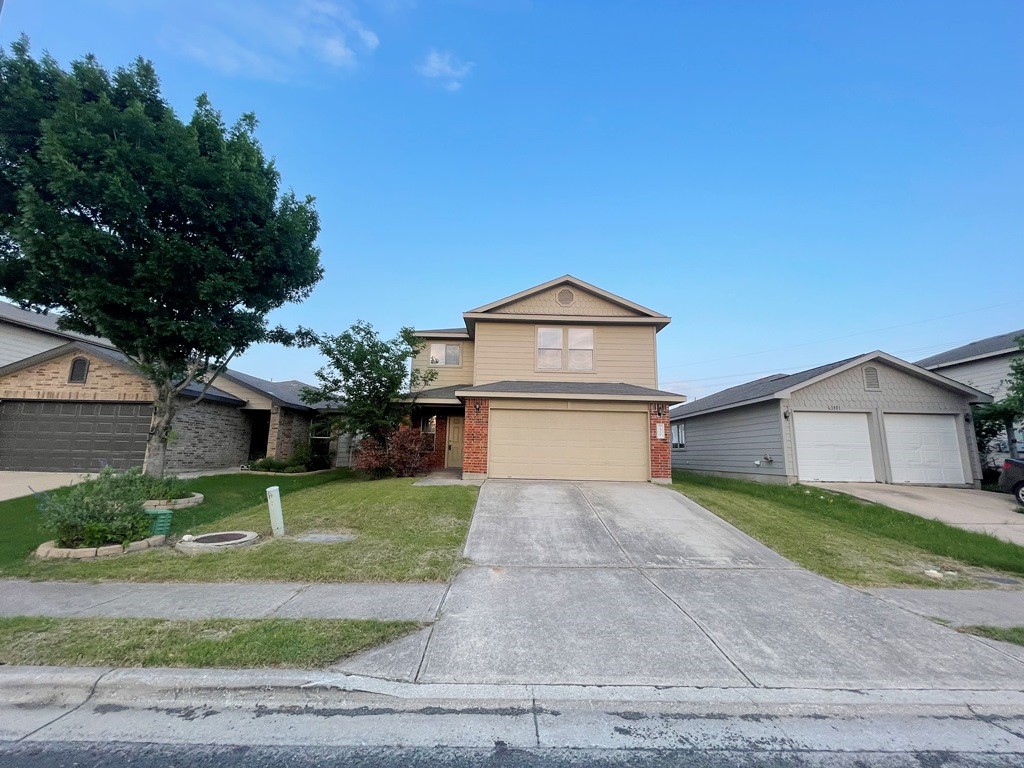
(35, 535, 167, 560)
(143, 492, 204, 510)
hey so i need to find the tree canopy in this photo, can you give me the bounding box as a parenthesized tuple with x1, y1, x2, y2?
(0, 38, 323, 474)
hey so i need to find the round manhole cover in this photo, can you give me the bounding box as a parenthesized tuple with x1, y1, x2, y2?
(192, 532, 251, 544)
(176, 530, 259, 556)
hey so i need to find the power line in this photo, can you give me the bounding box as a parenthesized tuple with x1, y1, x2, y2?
(659, 299, 1024, 375)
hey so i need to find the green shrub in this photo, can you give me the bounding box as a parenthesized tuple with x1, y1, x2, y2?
(250, 457, 291, 472)
(38, 467, 151, 548)
(282, 465, 308, 473)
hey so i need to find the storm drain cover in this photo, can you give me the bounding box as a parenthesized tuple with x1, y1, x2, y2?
(293, 532, 356, 544)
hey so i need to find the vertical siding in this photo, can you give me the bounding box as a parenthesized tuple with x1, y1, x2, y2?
(672, 401, 787, 478)
(411, 340, 475, 390)
(0, 326, 65, 367)
(472, 321, 658, 387)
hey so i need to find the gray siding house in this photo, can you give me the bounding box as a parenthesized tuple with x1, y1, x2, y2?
(671, 352, 991, 487)
(917, 329, 1023, 464)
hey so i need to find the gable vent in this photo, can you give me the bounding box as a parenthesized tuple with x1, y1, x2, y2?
(556, 288, 575, 306)
(863, 366, 880, 391)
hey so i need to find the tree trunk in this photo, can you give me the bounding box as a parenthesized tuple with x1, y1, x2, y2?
(143, 382, 177, 478)
(1007, 416, 1020, 460)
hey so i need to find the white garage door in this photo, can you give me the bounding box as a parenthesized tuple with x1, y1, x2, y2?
(793, 412, 875, 482)
(884, 414, 965, 485)
(489, 407, 649, 481)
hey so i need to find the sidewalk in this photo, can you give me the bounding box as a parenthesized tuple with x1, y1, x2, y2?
(868, 587, 1024, 628)
(0, 580, 446, 622)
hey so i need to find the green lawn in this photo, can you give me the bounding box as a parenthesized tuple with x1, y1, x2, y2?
(0, 616, 418, 668)
(0, 470, 478, 583)
(672, 471, 1024, 588)
(961, 625, 1024, 647)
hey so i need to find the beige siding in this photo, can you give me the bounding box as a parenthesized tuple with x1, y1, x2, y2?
(494, 286, 638, 317)
(0, 325, 66, 367)
(932, 353, 1020, 400)
(473, 322, 657, 387)
(412, 340, 475, 390)
(209, 376, 273, 409)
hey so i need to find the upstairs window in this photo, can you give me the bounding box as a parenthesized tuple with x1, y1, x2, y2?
(429, 343, 462, 367)
(671, 423, 686, 449)
(536, 327, 563, 370)
(68, 357, 89, 384)
(537, 327, 594, 372)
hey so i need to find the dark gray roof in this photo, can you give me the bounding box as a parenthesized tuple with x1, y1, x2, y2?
(916, 329, 1024, 369)
(0, 300, 116, 348)
(670, 356, 859, 419)
(414, 383, 472, 401)
(220, 369, 317, 410)
(456, 380, 684, 400)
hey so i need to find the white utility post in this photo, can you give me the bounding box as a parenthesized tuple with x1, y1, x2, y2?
(266, 486, 285, 537)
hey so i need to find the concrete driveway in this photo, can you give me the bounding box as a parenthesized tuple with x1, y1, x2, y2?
(0, 471, 90, 502)
(814, 482, 1024, 546)
(339, 480, 1024, 689)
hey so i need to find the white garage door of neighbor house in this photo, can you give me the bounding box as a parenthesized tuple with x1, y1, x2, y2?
(489, 407, 649, 481)
(793, 412, 875, 482)
(883, 414, 966, 485)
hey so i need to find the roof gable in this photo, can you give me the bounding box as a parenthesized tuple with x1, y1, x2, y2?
(465, 275, 669, 324)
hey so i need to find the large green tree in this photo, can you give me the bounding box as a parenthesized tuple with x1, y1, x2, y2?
(299, 321, 436, 443)
(0, 39, 323, 475)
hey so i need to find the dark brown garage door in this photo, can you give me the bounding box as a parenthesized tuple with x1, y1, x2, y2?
(0, 401, 151, 472)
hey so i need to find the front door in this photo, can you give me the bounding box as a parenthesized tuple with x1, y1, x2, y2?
(446, 416, 465, 468)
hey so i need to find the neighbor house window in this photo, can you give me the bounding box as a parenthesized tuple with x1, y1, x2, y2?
(537, 327, 594, 371)
(429, 343, 461, 367)
(68, 357, 89, 384)
(420, 415, 437, 452)
(671, 423, 686, 449)
(536, 327, 563, 370)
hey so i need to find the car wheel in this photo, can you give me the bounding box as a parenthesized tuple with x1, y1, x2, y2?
(1015, 482, 1024, 507)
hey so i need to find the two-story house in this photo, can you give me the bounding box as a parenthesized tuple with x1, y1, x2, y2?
(409, 276, 684, 483)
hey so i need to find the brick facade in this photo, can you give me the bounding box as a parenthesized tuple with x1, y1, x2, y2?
(165, 400, 252, 473)
(421, 414, 449, 469)
(463, 398, 489, 475)
(268, 405, 312, 460)
(0, 351, 152, 402)
(649, 402, 671, 482)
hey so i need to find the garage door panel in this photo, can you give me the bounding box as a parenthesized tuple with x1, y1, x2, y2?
(489, 407, 648, 481)
(0, 401, 150, 472)
(794, 412, 875, 483)
(884, 414, 965, 485)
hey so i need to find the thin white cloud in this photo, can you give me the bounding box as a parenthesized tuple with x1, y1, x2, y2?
(164, 0, 380, 81)
(416, 49, 474, 91)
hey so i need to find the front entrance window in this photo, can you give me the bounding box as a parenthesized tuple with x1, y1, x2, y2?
(420, 415, 437, 451)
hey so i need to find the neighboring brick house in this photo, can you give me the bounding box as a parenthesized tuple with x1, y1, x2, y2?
(669, 352, 992, 488)
(0, 301, 321, 473)
(409, 276, 684, 483)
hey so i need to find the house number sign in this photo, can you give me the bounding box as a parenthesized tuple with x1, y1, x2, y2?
(827, 405, 842, 411)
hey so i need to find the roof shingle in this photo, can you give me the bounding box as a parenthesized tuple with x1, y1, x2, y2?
(916, 329, 1024, 369)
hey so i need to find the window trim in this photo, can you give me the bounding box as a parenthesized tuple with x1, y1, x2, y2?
(68, 356, 89, 384)
(428, 342, 463, 368)
(535, 326, 596, 374)
(671, 422, 686, 449)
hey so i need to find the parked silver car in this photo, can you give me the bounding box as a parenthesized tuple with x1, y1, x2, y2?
(998, 459, 1024, 506)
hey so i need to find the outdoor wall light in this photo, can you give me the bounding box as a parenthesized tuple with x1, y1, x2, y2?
(657, 404, 664, 416)
(783, 408, 791, 420)
(964, 413, 972, 423)
(474, 402, 481, 414)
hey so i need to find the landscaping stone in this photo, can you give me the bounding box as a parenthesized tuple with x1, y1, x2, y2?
(143, 493, 204, 510)
(67, 548, 97, 559)
(96, 545, 124, 557)
(146, 535, 166, 547)
(35, 537, 159, 560)
(48, 548, 74, 559)
(126, 540, 150, 552)
(35, 541, 53, 558)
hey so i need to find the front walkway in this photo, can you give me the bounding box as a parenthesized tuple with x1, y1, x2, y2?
(813, 482, 1024, 546)
(0, 580, 445, 622)
(0, 471, 91, 502)
(336, 480, 1024, 689)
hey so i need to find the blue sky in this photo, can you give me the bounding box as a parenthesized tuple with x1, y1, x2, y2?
(3, 0, 1021, 398)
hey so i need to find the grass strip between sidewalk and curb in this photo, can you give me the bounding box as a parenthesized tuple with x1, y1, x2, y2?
(0, 470, 477, 583)
(960, 625, 1024, 647)
(672, 471, 1024, 588)
(0, 616, 420, 668)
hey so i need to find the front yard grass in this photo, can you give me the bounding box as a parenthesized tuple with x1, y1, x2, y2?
(673, 471, 1024, 588)
(0, 616, 418, 668)
(0, 471, 478, 583)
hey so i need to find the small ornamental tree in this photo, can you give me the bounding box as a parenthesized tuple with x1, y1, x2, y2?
(300, 321, 437, 444)
(0, 39, 322, 476)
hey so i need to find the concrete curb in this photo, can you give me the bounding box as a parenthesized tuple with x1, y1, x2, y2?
(2, 664, 1023, 715)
